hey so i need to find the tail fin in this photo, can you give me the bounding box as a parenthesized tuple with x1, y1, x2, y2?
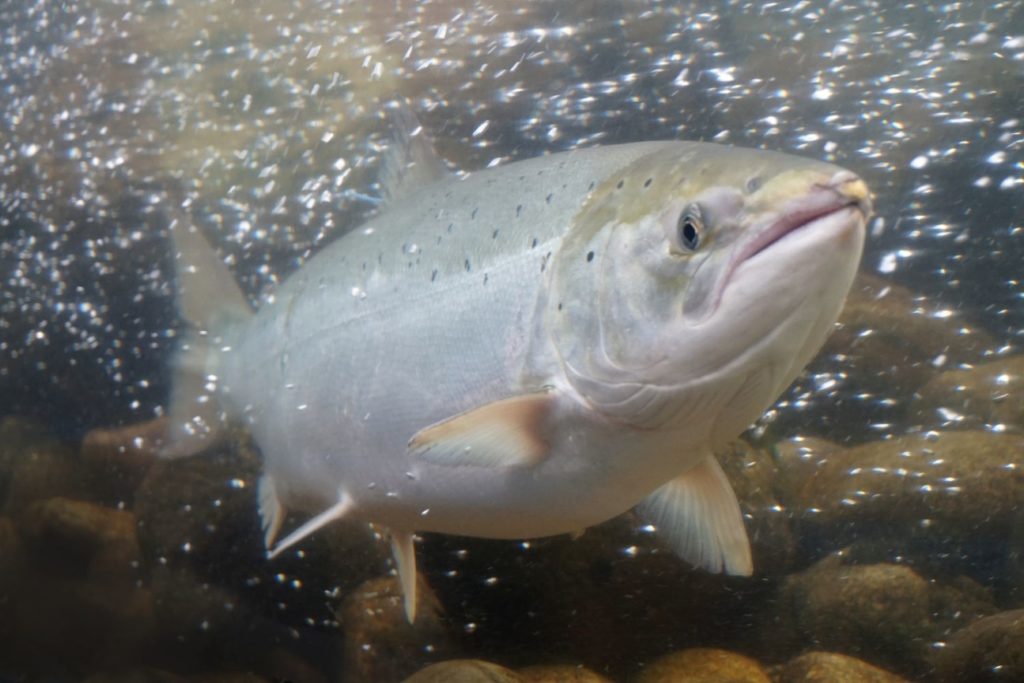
(162, 209, 253, 457)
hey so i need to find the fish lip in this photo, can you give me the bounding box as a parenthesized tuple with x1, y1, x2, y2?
(684, 169, 868, 325)
(683, 170, 870, 325)
(738, 183, 869, 267)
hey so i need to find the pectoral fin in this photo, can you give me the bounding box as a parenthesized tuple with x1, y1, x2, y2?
(637, 456, 753, 576)
(409, 390, 555, 468)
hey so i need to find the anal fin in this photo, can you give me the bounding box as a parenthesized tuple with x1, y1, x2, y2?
(409, 390, 554, 468)
(637, 456, 753, 576)
(258, 474, 285, 550)
(267, 489, 353, 559)
(389, 529, 418, 623)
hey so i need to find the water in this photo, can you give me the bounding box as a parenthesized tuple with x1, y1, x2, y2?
(1, 1, 1022, 681)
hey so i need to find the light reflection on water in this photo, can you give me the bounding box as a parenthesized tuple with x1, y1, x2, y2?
(0, 1, 1022, 681)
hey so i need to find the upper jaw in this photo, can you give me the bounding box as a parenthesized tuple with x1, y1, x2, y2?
(683, 170, 870, 325)
(737, 170, 872, 266)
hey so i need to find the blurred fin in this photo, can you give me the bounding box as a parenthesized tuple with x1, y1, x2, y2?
(379, 102, 452, 207)
(389, 529, 418, 623)
(162, 212, 253, 458)
(258, 473, 286, 550)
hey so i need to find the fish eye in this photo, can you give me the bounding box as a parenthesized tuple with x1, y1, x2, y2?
(676, 205, 703, 252)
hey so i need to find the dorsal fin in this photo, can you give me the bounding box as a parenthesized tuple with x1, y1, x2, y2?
(379, 102, 453, 207)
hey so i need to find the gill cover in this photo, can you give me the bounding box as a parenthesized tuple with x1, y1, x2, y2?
(546, 145, 745, 426)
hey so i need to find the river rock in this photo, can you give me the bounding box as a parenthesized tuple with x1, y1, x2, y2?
(6, 576, 158, 674)
(517, 664, 614, 682)
(190, 673, 271, 683)
(767, 556, 994, 676)
(80, 416, 168, 505)
(81, 670, 187, 683)
(19, 496, 140, 581)
(769, 435, 847, 510)
(0, 515, 26, 584)
(338, 574, 454, 683)
(633, 648, 771, 683)
(0, 499, 156, 675)
(0, 516, 26, 647)
(0, 416, 85, 514)
(402, 659, 523, 683)
(778, 652, 909, 682)
(911, 355, 1024, 431)
(931, 609, 1024, 682)
(824, 273, 992, 395)
(789, 431, 1024, 551)
(134, 434, 264, 576)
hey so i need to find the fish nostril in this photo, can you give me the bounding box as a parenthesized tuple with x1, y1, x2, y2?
(819, 170, 872, 216)
(826, 169, 860, 188)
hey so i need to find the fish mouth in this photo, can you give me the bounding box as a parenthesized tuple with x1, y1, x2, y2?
(682, 169, 870, 325)
(737, 170, 871, 266)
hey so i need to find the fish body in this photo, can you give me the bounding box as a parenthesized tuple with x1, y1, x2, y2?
(166, 116, 870, 621)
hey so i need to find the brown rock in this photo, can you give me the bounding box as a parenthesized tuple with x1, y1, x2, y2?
(0, 515, 26, 584)
(80, 416, 168, 505)
(402, 659, 522, 682)
(81, 670, 187, 683)
(7, 577, 158, 673)
(633, 648, 771, 683)
(786, 559, 930, 670)
(0, 416, 85, 515)
(779, 652, 909, 682)
(768, 556, 995, 676)
(134, 434, 264, 574)
(932, 609, 1024, 682)
(0, 516, 26, 644)
(339, 574, 454, 683)
(147, 563, 253, 655)
(517, 665, 614, 682)
(911, 355, 1024, 430)
(19, 497, 140, 580)
(791, 431, 1024, 542)
(260, 648, 330, 683)
(825, 273, 992, 394)
(190, 673, 271, 683)
(769, 436, 847, 511)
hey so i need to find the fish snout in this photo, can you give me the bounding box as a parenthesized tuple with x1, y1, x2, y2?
(819, 169, 872, 218)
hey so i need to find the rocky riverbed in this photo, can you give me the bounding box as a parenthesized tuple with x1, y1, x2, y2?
(1, 274, 1021, 682)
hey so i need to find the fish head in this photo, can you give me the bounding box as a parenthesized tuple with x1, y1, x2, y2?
(549, 142, 870, 441)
